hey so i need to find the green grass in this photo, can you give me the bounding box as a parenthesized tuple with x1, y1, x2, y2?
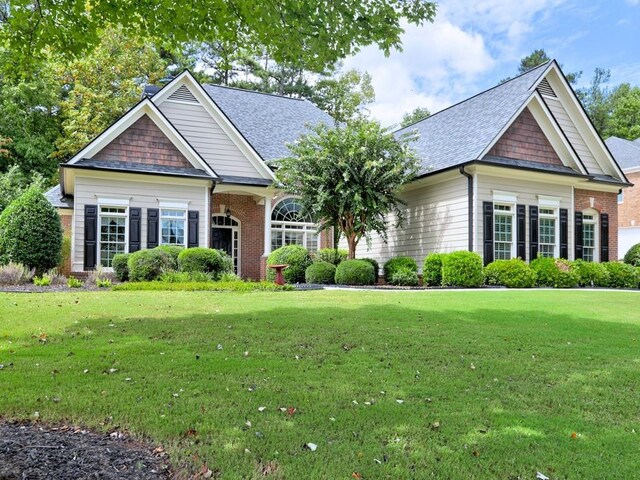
(112, 280, 293, 292)
(1, 290, 639, 479)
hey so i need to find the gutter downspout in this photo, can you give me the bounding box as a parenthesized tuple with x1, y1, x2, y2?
(459, 166, 473, 252)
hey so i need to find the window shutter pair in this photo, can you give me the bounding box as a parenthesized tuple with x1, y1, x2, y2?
(482, 202, 526, 265)
(146, 208, 199, 248)
(84, 205, 142, 269)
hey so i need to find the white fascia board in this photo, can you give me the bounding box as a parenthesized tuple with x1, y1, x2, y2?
(151, 71, 276, 181)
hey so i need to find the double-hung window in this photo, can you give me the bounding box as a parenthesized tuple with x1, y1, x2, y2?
(582, 213, 597, 262)
(160, 209, 186, 246)
(99, 206, 127, 268)
(538, 208, 557, 258)
(494, 204, 515, 260)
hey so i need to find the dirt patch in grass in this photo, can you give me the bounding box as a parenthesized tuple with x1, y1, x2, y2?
(0, 420, 170, 479)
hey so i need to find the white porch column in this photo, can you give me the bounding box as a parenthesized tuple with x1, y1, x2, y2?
(263, 195, 272, 256)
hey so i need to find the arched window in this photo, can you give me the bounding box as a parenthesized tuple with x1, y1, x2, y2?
(271, 198, 318, 253)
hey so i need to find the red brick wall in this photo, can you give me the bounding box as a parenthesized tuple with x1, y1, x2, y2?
(93, 115, 191, 168)
(619, 172, 640, 228)
(574, 189, 618, 261)
(212, 193, 265, 280)
(488, 107, 563, 166)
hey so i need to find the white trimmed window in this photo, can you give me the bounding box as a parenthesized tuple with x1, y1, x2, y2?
(618, 191, 624, 204)
(582, 212, 598, 262)
(99, 206, 127, 267)
(271, 198, 318, 253)
(538, 207, 558, 258)
(160, 209, 186, 246)
(494, 204, 515, 260)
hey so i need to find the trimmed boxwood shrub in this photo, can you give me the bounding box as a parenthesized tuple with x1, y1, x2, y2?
(335, 259, 375, 286)
(266, 245, 312, 283)
(0, 187, 62, 273)
(484, 258, 537, 288)
(112, 253, 131, 282)
(441, 251, 483, 287)
(571, 259, 609, 287)
(423, 253, 447, 286)
(623, 243, 640, 267)
(305, 261, 336, 284)
(383, 256, 418, 283)
(316, 248, 348, 266)
(155, 245, 183, 270)
(602, 261, 638, 289)
(128, 249, 172, 282)
(178, 247, 224, 278)
(390, 267, 419, 286)
(529, 257, 579, 288)
(361, 258, 380, 280)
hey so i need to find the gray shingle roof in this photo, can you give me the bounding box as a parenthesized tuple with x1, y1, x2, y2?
(202, 85, 334, 162)
(67, 159, 215, 179)
(395, 62, 551, 176)
(605, 136, 640, 170)
(482, 155, 583, 176)
(45, 184, 73, 208)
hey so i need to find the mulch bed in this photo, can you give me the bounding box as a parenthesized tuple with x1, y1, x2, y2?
(0, 420, 170, 479)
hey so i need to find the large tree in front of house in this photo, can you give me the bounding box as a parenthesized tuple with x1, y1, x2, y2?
(275, 120, 420, 259)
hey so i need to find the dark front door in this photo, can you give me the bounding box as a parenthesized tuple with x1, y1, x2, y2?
(211, 227, 233, 256)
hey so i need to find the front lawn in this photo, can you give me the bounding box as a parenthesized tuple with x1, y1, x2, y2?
(1, 290, 639, 478)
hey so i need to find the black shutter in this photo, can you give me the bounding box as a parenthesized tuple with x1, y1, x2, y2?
(529, 206, 539, 261)
(188, 210, 199, 248)
(84, 204, 97, 270)
(559, 208, 568, 259)
(147, 208, 159, 248)
(516, 204, 526, 260)
(574, 211, 583, 261)
(600, 213, 609, 262)
(129, 207, 141, 253)
(482, 201, 493, 266)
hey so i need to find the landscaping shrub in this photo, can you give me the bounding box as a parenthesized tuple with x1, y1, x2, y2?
(623, 243, 640, 267)
(178, 247, 224, 278)
(112, 253, 130, 282)
(316, 248, 348, 265)
(155, 245, 183, 270)
(217, 249, 235, 276)
(571, 259, 609, 287)
(87, 266, 117, 285)
(483, 258, 537, 288)
(266, 245, 312, 283)
(361, 258, 380, 280)
(57, 235, 71, 272)
(383, 256, 418, 283)
(0, 262, 35, 285)
(0, 187, 62, 273)
(335, 259, 375, 286)
(128, 249, 172, 282)
(423, 253, 447, 286)
(602, 262, 638, 289)
(160, 271, 213, 283)
(305, 261, 336, 284)
(390, 267, 419, 286)
(441, 251, 483, 287)
(529, 257, 579, 288)
(67, 277, 83, 288)
(96, 278, 112, 288)
(34, 269, 66, 287)
(33, 275, 51, 286)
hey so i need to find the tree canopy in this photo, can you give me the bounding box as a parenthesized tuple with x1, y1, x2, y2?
(400, 107, 431, 127)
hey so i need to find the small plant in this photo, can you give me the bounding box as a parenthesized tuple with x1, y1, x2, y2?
(335, 259, 376, 286)
(441, 251, 483, 287)
(67, 277, 83, 288)
(178, 247, 224, 278)
(112, 253, 130, 282)
(623, 243, 640, 267)
(530, 256, 579, 288)
(305, 261, 336, 284)
(87, 265, 117, 286)
(0, 262, 35, 285)
(33, 275, 52, 286)
(218, 272, 240, 282)
(45, 269, 67, 285)
(217, 250, 235, 276)
(484, 258, 537, 288)
(571, 259, 609, 287)
(316, 248, 348, 266)
(390, 266, 419, 286)
(423, 253, 447, 286)
(602, 262, 638, 289)
(160, 271, 213, 283)
(96, 278, 112, 288)
(266, 245, 313, 284)
(128, 249, 173, 282)
(383, 257, 418, 283)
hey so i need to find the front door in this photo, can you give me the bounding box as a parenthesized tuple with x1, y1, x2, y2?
(211, 227, 232, 256)
(211, 215, 240, 274)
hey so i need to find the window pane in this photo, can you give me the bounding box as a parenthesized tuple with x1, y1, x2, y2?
(284, 231, 304, 245)
(271, 231, 282, 252)
(539, 217, 556, 258)
(161, 219, 185, 245)
(99, 215, 126, 267)
(306, 233, 318, 254)
(494, 214, 512, 242)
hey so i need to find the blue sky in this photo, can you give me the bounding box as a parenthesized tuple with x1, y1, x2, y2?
(344, 0, 640, 126)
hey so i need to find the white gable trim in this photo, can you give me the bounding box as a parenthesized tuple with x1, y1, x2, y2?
(66, 99, 219, 179)
(151, 71, 276, 181)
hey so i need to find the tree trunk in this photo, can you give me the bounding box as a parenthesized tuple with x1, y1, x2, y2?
(346, 234, 358, 259)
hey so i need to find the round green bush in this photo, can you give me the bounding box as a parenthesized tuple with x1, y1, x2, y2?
(127, 249, 172, 282)
(178, 247, 224, 278)
(602, 262, 638, 289)
(623, 243, 640, 267)
(0, 187, 62, 273)
(529, 257, 579, 288)
(390, 266, 419, 286)
(155, 245, 183, 270)
(441, 251, 483, 287)
(484, 258, 536, 288)
(305, 261, 336, 284)
(335, 259, 375, 286)
(112, 253, 131, 282)
(383, 256, 418, 283)
(423, 253, 447, 286)
(361, 258, 380, 280)
(316, 248, 348, 265)
(571, 259, 609, 287)
(266, 245, 312, 283)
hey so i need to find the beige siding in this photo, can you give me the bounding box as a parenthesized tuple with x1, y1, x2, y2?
(73, 175, 209, 271)
(475, 174, 573, 262)
(544, 96, 604, 175)
(158, 100, 263, 178)
(340, 176, 469, 270)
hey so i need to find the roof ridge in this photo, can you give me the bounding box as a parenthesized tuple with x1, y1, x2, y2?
(395, 60, 551, 133)
(203, 83, 306, 101)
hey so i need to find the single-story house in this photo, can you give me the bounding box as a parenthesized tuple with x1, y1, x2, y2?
(47, 60, 630, 279)
(605, 136, 640, 258)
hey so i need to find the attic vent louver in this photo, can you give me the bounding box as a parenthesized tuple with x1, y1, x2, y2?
(537, 78, 557, 98)
(168, 85, 198, 103)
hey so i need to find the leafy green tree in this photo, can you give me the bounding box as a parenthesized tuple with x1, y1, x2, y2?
(577, 68, 612, 135)
(508, 48, 581, 85)
(311, 69, 375, 122)
(400, 107, 431, 127)
(0, 165, 45, 214)
(605, 84, 640, 140)
(275, 120, 420, 258)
